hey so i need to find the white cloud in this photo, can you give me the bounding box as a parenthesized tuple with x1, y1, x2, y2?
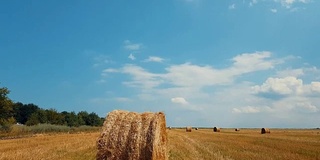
(229, 4, 236, 9)
(275, 0, 311, 8)
(128, 53, 136, 60)
(121, 64, 164, 89)
(98, 52, 320, 125)
(276, 68, 304, 77)
(296, 102, 319, 112)
(311, 82, 320, 93)
(144, 56, 164, 63)
(270, 8, 278, 13)
(124, 40, 143, 51)
(231, 51, 276, 72)
(252, 76, 304, 96)
(232, 106, 262, 113)
(171, 97, 189, 105)
(103, 68, 119, 73)
(103, 52, 279, 89)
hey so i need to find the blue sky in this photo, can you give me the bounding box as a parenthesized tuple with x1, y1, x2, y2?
(1, 0, 319, 128)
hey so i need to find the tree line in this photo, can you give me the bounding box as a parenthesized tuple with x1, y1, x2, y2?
(0, 86, 104, 127)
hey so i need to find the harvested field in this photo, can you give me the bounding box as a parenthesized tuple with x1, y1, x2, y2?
(0, 128, 320, 160)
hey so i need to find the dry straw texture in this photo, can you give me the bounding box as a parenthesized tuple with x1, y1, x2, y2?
(96, 110, 168, 160)
(213, 127, 221, 132)
(186, 126, 192, 132)
(261, 128, 270, 134)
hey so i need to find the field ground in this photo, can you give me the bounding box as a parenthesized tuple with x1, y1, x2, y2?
(0, 128, 319, 160)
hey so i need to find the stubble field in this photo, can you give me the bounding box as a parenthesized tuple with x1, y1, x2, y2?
(0, 128, 319, 160)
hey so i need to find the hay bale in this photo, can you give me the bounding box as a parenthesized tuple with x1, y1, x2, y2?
(96, 110, 167, 160)
(235, 128, 240, 131)
(195, 127, 198, 130)
(186, 126, 192, 132)
(213, 127, 220, 132)
(261, 128, 270, 134)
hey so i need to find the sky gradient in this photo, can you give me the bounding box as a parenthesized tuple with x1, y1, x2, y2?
(1, 0, 319, 128)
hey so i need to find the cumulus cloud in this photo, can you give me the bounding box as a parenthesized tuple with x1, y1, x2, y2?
(252, 76, 320, 99)
(171, 97, 189, 105)
(252, 77, 304, 96)
(144, 56, 164, 63)
(124, 40, 143, 51)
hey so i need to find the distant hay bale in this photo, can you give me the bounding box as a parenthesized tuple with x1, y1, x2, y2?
(96, 110, 168, 160)
(186, 126, 192, 132)
(235, 128, 240, 131)
(261, 128, 270, 134)
(213, 127, 220, 132)
(195, 127, 198, 130)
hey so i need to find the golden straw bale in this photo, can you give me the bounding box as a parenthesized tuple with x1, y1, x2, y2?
(261, 128, 270, 134)
(213, 127, 220, 132)
(235, 128, 240, 131)
(186, 126, 192, 132)
(96, 110, 168, 160)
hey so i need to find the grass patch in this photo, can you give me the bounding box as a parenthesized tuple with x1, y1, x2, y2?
(0, 124, 100, 139)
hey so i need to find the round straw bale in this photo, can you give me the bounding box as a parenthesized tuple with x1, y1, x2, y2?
(261, 128, 270, 134)
(186, 126, 192, 132)
(235, 128, 240, 131)
(213, 127, 220, 132)
(195, 127, 198, 130)
(96, 110, 167, 160)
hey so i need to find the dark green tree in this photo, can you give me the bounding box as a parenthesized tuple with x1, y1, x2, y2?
(62, 111, 79, 127)
(25, 109, 48, 126)
(87, 112, 103, 126)
(45, 109, 64, 125)
(77, 111, 89, 126)
(13, 102, 39, 124)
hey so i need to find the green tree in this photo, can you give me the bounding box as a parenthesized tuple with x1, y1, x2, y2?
(25, 109, 48, 126)
(87, 112, 103, 126)
(62, 111, 79, 127)
(46, 109, 64, 125)
(77, 111, 89, 126)
(13, 102, 39, 124)
(25, 112, 40, 126)
(0, 86, 14, 126)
